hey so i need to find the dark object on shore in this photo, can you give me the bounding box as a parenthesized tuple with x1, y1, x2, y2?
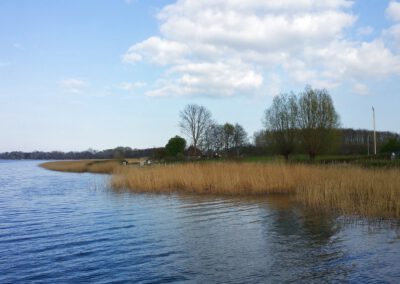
(120, 160, 129, 166)
(213, 153, 221, 159)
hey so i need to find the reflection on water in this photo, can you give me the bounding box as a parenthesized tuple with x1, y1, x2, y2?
(0, 160, 399, 283)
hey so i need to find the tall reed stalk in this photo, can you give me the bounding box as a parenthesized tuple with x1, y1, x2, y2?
(111, 162, 400, 219)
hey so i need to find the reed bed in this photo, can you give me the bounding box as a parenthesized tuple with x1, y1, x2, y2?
(40, 160, 400, 219)
(111, 163, 400, 219)
(39, 160, 121, 174)
(112, 163, 302, 194)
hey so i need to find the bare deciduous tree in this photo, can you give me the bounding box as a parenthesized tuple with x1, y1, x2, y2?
(264, 92, 298, 160)
(223, 123, 235, 153)
(232, 123, 248, 156)
(179, 104, 212, 154)
(298, 86, 340, 159)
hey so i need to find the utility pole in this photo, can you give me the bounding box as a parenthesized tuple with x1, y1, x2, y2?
(367, 133, 370, 155)
(372, 106, 377, 155)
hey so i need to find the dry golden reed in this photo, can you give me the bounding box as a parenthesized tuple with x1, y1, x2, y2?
(40, 160, 400, 219)
(111, 162, 400, 219)
(39, 160, 121, 174)
(112, 162, 302, 194)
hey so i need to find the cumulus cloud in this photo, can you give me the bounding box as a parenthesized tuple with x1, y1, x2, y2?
(60, 78, 87, 93)
(386, 1, 400, 22)
(123, 0, 400, 97)
(147, 61, 262, 97)
(122, 37, 189, 65)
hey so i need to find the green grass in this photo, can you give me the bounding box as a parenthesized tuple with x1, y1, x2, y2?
(239, 154, 400, 168)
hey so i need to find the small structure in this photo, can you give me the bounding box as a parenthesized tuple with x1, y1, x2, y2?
(139, 159, 152, 167)
(213, 152, 221, 159)
(120, 159, 129, 166)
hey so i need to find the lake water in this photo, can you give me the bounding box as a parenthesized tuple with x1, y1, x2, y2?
(1, 160, 399, 283)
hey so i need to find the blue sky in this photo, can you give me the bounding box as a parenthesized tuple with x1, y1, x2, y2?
(0, 0, 399, 152)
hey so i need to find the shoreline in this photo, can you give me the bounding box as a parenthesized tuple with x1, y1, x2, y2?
(39, 159, 400, 220)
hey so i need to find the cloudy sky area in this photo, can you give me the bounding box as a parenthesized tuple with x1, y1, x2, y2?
(0, 0, 399, 151)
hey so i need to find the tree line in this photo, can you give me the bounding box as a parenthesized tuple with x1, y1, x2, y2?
(169, 86, 399, 160)
(1, 86, 399, 160)
(0, 147, 162, 160)
(168, 86, 340, 160)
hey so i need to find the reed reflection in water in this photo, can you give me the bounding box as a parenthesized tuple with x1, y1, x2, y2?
(0, 160, 399, 283)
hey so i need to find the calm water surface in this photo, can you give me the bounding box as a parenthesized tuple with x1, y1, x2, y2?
(0, 160, 399, 283)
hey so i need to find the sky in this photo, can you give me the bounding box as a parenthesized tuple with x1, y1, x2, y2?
(0, 0, 399, 152)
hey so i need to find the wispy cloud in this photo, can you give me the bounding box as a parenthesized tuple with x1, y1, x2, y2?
(357, 26, 374, 36)
(60, 78, 87, 93)
(353, 82, 371, 96)
(119, 81, 146, 90)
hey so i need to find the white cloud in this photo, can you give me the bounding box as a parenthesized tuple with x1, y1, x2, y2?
(310, 40, 400, 79)
(352, 82, 370, 95)
(119, 81, 146, 90)
(122, 0, 400, 97)
(383, 23, 400, 49)
(60, 78, 87, 93)
(146, 61, 262, 97)
(387, 1, 400, 22)
(122, 37, 189, 65)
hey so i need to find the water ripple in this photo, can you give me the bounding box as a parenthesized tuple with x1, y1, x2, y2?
(0, 160, 399, 283)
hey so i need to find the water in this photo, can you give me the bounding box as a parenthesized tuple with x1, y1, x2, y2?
(0, 160, 399, 283)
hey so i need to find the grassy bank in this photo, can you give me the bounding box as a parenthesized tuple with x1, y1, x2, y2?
(40, 160, 400, 219)
(242, 154, 400, 168)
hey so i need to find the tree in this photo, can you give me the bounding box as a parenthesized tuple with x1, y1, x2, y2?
(381, 138, 400, 153)
(208, 123, 225, 154)
(298, 86, 340, 159)
(253, 130, 268, 148)
(165, 136, 186, 158)
(179, 104, 212, 153)
(202, 121, 219, 155)
(232, 123, 248, 156)
(223, 123, 235, 153)
(263, 93, 298, 160)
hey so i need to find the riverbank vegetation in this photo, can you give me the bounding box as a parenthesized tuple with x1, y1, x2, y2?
(40, 159, 400, 219)
(37, 86, 400, 219)
(40, 160, 122, 173)
(111, 162, 400, 219)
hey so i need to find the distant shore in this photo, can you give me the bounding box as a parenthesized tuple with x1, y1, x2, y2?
(40, 159, 400, 220)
